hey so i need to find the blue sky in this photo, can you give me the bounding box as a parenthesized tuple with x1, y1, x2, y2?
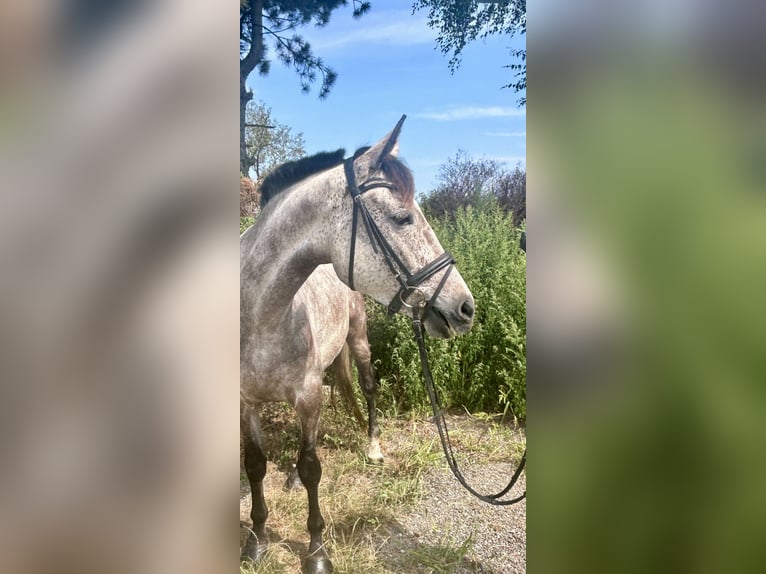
(250, 0, 526, 194)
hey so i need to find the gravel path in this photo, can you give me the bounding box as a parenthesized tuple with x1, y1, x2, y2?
(380, 461, 526, 573)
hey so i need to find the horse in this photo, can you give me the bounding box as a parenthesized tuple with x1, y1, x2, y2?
(240, 116, 475, 573)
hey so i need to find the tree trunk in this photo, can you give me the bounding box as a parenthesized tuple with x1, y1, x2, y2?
(240, 0, 264, 176)
(240, 76, 254, 176)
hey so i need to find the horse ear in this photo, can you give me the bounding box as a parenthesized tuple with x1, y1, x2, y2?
(355, 114, 406, 176)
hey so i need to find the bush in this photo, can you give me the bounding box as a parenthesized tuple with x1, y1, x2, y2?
(240, 216, 255, 234)
(240, 176, 260, 218)
(420, 151, 526, 226)
(367, 202, 526, 419)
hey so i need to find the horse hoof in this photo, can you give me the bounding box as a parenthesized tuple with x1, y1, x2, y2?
(284, 466, 304, 490)
(366, 451, 384, 464)
(367, 441, 383, 463)
(303, 554, 333, 574)
(241, 539, 269, 564)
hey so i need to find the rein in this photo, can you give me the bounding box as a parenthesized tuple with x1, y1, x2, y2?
(411, 310, 526, 506)
(345, 153, 526, 506)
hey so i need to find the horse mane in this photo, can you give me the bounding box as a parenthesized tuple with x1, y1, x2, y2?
(354, 146, 415, 206)
(260, 149, 346, 207)
(259, 146, 415, 208)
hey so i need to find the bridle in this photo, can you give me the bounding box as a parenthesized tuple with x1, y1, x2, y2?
(344, 156, 455, 320)
(343, 120, 526, 506)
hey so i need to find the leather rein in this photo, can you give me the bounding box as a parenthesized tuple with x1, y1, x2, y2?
(344, 156, 526, 506)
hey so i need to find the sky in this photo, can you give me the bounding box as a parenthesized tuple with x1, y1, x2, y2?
(249, 0, 526, 194)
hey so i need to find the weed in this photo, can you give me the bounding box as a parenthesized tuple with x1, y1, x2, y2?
(368, 202, 526, 419)
(404, 531, 475, 573)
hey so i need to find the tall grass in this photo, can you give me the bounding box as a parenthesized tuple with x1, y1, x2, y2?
(367, 202, 526, 419)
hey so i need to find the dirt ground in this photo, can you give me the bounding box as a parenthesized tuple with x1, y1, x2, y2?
(240, 406, 526, 573)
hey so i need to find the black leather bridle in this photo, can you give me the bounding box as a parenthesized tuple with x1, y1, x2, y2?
(342, 119, 526, 506)
(344, 155, 455, 321)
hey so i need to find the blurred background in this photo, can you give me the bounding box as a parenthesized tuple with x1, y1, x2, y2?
(0, 1, 239, 573)
(529, 0, 766, 572)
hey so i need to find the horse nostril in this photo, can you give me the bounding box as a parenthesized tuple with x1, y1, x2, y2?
(460, 299, 475, 320)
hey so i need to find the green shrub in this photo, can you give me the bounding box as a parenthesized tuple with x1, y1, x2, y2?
(240, 216, 255, 234)
(368, 202, 526, 419)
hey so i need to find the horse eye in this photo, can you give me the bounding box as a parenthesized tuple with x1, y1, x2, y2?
(392, 213, 414, 226)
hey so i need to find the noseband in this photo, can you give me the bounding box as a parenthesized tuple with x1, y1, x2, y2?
(344, 157, 455, 319)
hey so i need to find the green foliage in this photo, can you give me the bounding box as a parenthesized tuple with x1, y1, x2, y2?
(241, 216, 255, 234)
(368, 202, 526, 419)
(404, 531, 474, 573)
(413, 0, 526, 102)
(505, 46, 526, 106)
(240, 1, 370, 99)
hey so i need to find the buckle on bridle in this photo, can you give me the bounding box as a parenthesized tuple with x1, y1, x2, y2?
(399, 286, 427, 310)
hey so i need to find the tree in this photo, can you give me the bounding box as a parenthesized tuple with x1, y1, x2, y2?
(240, 1, 370, 175)
(245, 101, 306, 180)
(421, 151, 526, 225)
(504, 46, 526, 106)
(240, 102, 306, 217)
(495, 162, 526, 225)
(413, 0, 526, 105)
(422, 151, 500, 217)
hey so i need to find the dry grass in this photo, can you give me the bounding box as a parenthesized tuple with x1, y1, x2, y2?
(240, 389, 523, 573)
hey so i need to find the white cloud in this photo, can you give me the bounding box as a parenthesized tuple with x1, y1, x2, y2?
(305, 12, 435, 52)
(414, 106, 526, 121)
(485, 131, 526, 137)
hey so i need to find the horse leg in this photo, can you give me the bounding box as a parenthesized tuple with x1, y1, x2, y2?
(347, 300, 383, 463)
(295, 387, 333, 574)
(241, 407, 270, 564)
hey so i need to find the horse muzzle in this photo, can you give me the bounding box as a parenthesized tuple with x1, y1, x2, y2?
(423, 295, 475, 338)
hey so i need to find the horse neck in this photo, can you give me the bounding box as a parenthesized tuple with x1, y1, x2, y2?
(241, 173, 344, 331)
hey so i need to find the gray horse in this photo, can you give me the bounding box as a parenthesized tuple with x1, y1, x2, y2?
(240, 118, 474, 573)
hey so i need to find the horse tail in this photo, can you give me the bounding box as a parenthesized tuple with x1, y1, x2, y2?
(329, 343, 366, 429)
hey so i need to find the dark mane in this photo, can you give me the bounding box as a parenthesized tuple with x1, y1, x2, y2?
(259, 146, 415, 209)
(260, 149, 345, 207)
(354, 146, 416, 206)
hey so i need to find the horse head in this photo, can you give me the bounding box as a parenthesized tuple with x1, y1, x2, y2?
(334, 116, 475, 338)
